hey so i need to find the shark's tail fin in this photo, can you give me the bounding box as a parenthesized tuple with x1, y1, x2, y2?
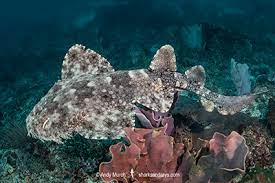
(199, 89, 255, 115)
(184, 65, 256, 115)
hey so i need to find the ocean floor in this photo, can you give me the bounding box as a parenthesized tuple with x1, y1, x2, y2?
(0, 4, 275, 182)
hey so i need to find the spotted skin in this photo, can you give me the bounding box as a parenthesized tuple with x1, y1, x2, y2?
(26, 44, 255, 143)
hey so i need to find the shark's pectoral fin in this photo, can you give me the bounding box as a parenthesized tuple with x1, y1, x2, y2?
(149, 45, 177, 72)
(61, 44, 114, 80)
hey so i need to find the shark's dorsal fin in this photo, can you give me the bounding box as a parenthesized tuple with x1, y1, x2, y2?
(185, 65, 206, 89)
(61, 44, 114, 80)
(149, 45, 177, 72)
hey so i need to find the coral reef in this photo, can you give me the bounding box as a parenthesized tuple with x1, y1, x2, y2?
(190, 131, 248, 182)
(99, 127, 190, 183)
(1, 8, 274, 181)
(243, 124, 274, 168)
(99, 127, 249, 183)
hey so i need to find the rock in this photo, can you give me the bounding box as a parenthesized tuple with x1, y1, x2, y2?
(243, 124, 273, 168)
(267, 98, 275, 135)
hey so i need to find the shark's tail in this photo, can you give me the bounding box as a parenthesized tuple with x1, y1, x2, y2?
(184, 65, 255, 115)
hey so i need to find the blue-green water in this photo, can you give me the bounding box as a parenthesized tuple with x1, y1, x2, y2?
(0, 1, 274, 182)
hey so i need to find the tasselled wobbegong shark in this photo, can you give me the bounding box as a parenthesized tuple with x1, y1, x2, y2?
(26, 44, 255, 143)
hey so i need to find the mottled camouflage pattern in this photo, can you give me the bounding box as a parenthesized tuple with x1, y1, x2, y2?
(184, 66, 255, 115)
(26, 44, 255, 143)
